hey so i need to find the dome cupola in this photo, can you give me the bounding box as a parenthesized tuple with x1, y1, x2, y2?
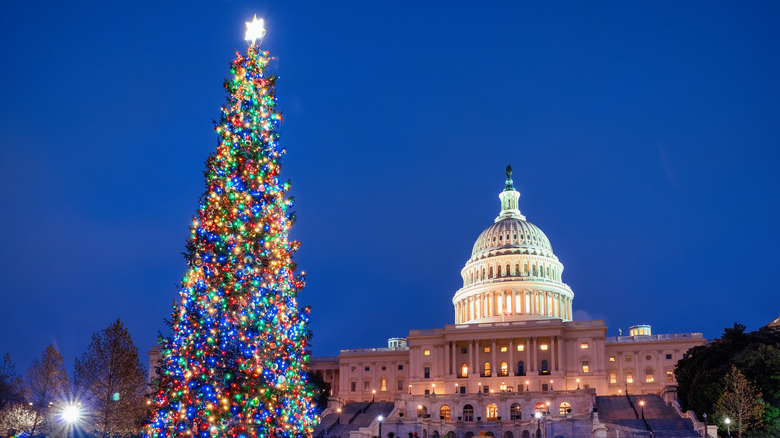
(452, 165, 574, 324)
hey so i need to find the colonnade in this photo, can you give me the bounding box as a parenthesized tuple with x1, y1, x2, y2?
(454, 290, 572, 324)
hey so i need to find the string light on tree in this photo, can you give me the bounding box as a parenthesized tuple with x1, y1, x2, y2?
(144, 17, 315, 438)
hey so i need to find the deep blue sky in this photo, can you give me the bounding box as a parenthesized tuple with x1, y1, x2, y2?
(1, 1, 779, 372)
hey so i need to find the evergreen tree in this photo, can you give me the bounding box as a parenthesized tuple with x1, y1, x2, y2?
(144, 19, 315, 438)
(25, 345, 70, 435)
(74, 319, 147, 437)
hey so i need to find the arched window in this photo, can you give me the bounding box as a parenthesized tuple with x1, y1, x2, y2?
(440, 405, 451, 421)
(486, 403, 498, 421)
(418, 405, 428, 417)
(489, 266, 494, 278)
(484, 362, 491, 377)
(481, 268, 485, 280)
(559, 402, 571, 416)
(461, 363, 468, 378)
(645, 367, 654, 383)
(500, 362, 508, 377)
(380, 376, 387, 391)
(510, 403, 522, 420)
(534, 402, 546, 414)
(463, 404, 474, 422)
(517, 361, 525, 376)
(497, 265, 502, 277)
(515, 263, 520, 275)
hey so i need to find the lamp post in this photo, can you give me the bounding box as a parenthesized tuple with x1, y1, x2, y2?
(377, 415, 383, 438)
(534, 411, 543, 438)
(639, 400, 645, 419)
(545, 401, 550, 415)
(724, 418, 731, 438)
(372, 389, 376, 402)
(549, 380, 553, 391)
(409, 384, 412, 395)
(418, 405, 423, 418)
(432, 384, 436, 395)
(702, 413, 707, 438)
(576, 378, 580, 390)
(337, 408, 341, 424)
(526, 380, 530, 392)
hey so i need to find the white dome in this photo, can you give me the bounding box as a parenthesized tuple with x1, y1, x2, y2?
(452, 165, 574, 324)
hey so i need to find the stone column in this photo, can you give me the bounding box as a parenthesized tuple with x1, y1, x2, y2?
(526, 337, 531, 372)
(444, 341, 450, 376)
(509, 338, 514, 375)
(491, 339, 497, 377)
(531, 337, 537, 372)
(551, 336, 556, 372)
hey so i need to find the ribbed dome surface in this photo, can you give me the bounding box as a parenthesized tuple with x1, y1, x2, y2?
(471, 217, 554, 259)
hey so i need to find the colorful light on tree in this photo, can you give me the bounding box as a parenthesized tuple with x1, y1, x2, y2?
(144, 20, 316, 438)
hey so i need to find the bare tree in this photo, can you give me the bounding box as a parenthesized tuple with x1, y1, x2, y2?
(1, 353, 24, 409)
(74, 319, 147, 438)
(24, 345, 70, 435)
(715, 366, 764, 438)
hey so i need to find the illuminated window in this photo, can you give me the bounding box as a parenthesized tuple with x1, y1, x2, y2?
(540, 344, 548, 351)
(609, 356, 615, 362)
(666, 371, 674, 382)
(610, 373, 617, 384)
(625, 355, 632, 362)
(500, 346, 508, 352)
(500, 362, 508, 376)
(626, 373, 633, 383)
(534, 403, 546, 413)
(510, 403, 522, 420)
(380, 377, 387, 391)
(581, 343, 589, 349)
(484, 362, 491, 376)
(645, 368, 654, 383)
(486, 404, 498, 421)
(517, 345, 524, 352)
(463, 405, 474, 422)
(440, 405, 451, 421)
(582, 361, 589, 373)
(484, 347, 491, 353)
(424, 349, 430, 356)
(559, 402, 571, 417)
(461, 364, 468, 378)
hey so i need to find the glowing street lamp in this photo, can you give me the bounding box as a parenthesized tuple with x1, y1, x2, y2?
(724, 418, 731, 438)
(639, 400, 645, 418)
(576, 378, 580, 389)
(377, 415, 384, 438)
(534, 411, 543, 438)
(432, 383, 436, 395)
(61, 404, 82, 423)
(337, 407, 342, 424)
(372, 389, 376, 402)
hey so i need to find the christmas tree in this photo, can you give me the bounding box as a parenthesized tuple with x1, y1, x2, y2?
(145, 17, 316, 438)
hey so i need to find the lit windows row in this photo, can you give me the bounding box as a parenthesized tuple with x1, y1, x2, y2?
(427, 402, 573, 422)
(607, 369, 673, 384)
(350, 378, 404, 392)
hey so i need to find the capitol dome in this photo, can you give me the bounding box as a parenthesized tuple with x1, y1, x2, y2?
(452, 165, 574, 324)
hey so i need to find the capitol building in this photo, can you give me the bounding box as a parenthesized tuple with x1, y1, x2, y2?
(309, 166, 706, 438)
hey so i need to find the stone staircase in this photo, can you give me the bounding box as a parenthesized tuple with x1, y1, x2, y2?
(596, 395, 699, 438)
(313, 402, 395, 438)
